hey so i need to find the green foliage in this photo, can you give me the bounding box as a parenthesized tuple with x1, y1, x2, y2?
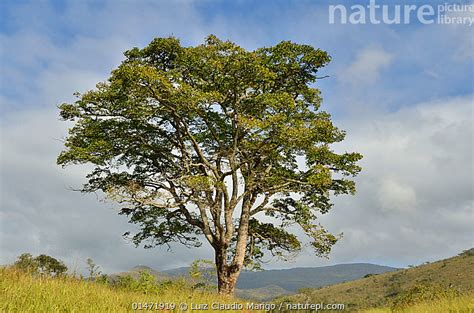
(14, 253, 67, 277)
(189, 259, 216, 291)
(35, 254, 68, 276)
(111, 271, 198, 296)
(244, 218, 302, 269)
(13, 253, 39, 274)
(114, 274, 135, 290)
(134, 271, 158, 294)
(96, 274, 109, 285)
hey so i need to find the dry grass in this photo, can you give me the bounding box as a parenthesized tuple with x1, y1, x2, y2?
(276, 252, 474, 311)
(362, 294, 473, 312)
(0, 267, 248, 312)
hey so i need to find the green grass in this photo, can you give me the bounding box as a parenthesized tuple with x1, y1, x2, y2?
(0, 267, 249, 312)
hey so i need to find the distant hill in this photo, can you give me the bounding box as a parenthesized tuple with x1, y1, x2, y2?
(236, 263, 398, 292)
(108, 265, 171, 282)
(235, 284, 292, 301)
(163, 263, 397, 293)
(160, 263, 398, 300)
(112, 262, 397, 300)
(275, 249, 474, 311)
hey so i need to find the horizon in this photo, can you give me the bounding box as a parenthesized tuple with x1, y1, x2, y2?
(122, 246, 472, 273)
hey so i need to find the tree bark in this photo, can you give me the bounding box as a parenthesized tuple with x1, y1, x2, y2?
(215, 246, 241, 296)
(217, 269, 238, 296)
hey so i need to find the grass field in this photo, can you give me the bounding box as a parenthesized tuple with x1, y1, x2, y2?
(0, 267, 248, 312)
(362, 295, 474, 313)
(2, 255, 473, 312)
(276, 250, 474, 312)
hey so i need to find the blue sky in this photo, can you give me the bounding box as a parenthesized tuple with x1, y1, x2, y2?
(1, 0, 472, 116)
(0, 0, 473, 273)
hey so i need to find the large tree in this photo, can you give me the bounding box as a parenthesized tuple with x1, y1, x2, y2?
(58, 35, 362, 295)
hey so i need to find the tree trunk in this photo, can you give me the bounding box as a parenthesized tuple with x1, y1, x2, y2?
(214, 194, 253, 296)
(215, 246, 241, 296)
(217, 270, 238, 296)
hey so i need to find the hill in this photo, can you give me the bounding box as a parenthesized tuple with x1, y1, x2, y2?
(237, 264, 398, 292)
(111, 263, 396, 301)
(275, 249, 474, 311)
(236, 284, 292, 301)
(108, 265, 171, 282)
(163, 263, 397, 293)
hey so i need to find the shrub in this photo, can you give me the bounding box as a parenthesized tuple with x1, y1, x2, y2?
(458, 248, 474, 257)
(188, 259, 216, 292)
(96, 274, 109, 285)
(385, 285, 402, 298)
(134, 271, 158, 294)
(297, 287, 313, 294)
(114, 274, 135, 290)
(112, 272, 181, 295)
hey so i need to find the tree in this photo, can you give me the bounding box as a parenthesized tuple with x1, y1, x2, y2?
(86, 258, 102, 280)
(35, 254, 68, 276)
(14, 253, 67, 276)
(14, 253, 39, 274)
(57, 35, 362, 295)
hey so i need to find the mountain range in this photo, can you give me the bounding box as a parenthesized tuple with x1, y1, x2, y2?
(111, 263, 398, 300)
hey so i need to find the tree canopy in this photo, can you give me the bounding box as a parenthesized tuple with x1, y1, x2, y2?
(14, 253, 68, 276)
(58, 35, 362, 294)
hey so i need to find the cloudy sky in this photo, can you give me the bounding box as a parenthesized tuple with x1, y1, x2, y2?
(1, 0, 473, 274)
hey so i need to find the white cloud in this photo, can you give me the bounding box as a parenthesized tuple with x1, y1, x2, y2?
(312, 95, 474, 266)
(378, 179, 417, 214)
(339, 48, 393, 87)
